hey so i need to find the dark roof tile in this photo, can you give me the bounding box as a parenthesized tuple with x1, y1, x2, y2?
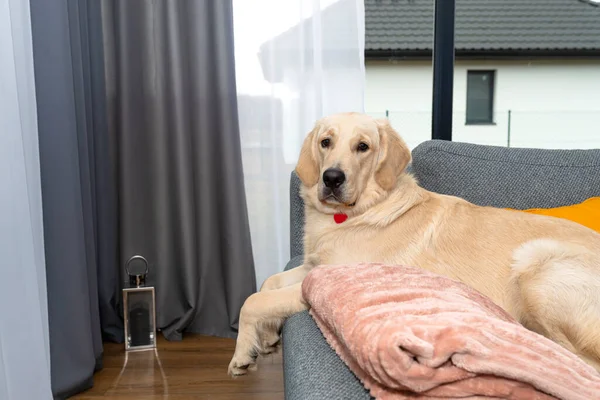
(366, 0, 600, 52)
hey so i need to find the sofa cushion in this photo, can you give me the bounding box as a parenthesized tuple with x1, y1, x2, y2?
(410, 140, 600, 210)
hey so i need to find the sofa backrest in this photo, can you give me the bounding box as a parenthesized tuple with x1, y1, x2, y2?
(290, 172, 304, 259)
(289, 140, 600, 259)
(411, 140, 600, 209)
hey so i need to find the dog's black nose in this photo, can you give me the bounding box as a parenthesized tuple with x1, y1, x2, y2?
(323, 168, 346, 189)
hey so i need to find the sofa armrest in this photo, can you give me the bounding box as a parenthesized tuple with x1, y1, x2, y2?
(281, 253, 373, 399)
(282, 311, 372, 400)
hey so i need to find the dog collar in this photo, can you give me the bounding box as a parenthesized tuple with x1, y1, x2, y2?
(333, 213, 348, 224)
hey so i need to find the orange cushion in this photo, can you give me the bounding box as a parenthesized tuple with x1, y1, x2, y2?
(516, 197, 600, 234)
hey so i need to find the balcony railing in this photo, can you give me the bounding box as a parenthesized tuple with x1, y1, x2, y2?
(366, 110, 600, 150)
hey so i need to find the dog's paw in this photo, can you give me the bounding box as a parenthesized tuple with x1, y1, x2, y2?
(228, 353, 258, 377)
(260, 343, 280, 355)
(260, 335, 281, 355)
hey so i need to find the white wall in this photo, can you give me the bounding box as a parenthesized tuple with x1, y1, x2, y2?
(365, 59, 600, 150)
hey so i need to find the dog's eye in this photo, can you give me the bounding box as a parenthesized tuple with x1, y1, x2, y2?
(321, 138, 331, 148)
(357, 142, 369, 152)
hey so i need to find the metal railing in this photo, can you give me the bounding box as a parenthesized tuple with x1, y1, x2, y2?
(367, 110, 600, 150)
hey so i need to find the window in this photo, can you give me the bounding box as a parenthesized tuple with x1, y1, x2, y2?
(466, 70, 495, 125)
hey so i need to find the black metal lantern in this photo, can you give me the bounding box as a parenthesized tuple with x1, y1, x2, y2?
(123, 255, 156, 351)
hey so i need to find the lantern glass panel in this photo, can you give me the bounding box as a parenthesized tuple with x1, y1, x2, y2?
(124, 287, 156, 350)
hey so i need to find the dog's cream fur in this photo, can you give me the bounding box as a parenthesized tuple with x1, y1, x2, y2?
(228, 112, 600, 376)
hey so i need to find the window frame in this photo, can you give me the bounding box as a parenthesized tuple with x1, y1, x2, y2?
(465, 70, 496, 125)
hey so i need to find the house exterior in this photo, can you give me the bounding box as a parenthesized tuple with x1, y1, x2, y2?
(257, 0, 600, 151)
(364, 0, 600, 149)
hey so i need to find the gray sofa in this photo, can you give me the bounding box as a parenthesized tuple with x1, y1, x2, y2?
(281, 139, 600, 400)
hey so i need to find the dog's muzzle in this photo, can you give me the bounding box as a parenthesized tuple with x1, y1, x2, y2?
(320, 167, 354, 205)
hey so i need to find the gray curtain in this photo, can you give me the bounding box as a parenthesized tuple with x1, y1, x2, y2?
(100, 0, 256, 340)
(29, 0, 255, 397)
(30, 0, 120, 397)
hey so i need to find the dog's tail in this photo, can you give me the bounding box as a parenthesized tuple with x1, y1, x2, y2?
(509, 238, 600, 373)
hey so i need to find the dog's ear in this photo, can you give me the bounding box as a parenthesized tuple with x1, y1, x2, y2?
(374, 119, 411, 191)
(295, 124, 321, 187)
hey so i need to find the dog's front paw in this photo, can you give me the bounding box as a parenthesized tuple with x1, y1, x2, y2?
(260, 332, 281, 355)
(228, 352, 258, 377)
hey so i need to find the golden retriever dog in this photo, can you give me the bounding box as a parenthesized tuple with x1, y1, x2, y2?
(228, 112, 600, 376)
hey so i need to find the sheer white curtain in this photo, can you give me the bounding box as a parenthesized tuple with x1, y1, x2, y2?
(232, 0, 365, 287)
(0, 0, 52, 398)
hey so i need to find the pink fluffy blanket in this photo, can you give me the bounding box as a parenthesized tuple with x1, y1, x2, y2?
(301, 263, 600, 399)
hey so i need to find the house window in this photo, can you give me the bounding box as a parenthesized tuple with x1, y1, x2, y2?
(466, 70, 495, 124)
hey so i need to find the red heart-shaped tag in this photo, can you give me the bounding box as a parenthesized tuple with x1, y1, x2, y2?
(333, 213, 348, 224)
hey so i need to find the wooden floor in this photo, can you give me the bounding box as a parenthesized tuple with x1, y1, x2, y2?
(73, 334, 284, 400)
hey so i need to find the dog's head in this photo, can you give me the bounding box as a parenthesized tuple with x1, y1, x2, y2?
(295, 112, 411, 214)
